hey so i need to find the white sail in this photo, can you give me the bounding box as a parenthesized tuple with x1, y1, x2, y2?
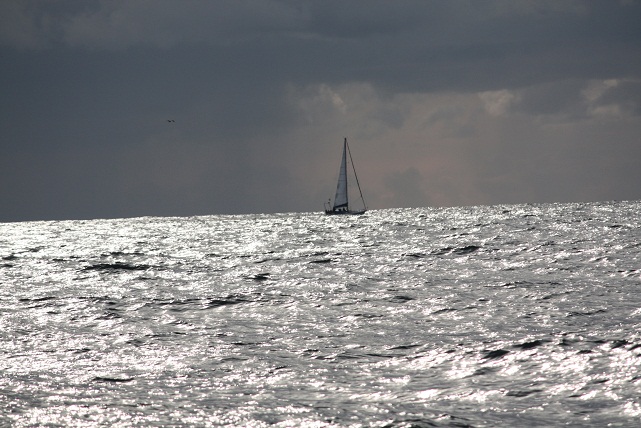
(333, 139, 348, 209)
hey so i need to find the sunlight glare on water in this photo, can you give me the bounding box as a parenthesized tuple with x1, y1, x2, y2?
(1, 201, 640, 426)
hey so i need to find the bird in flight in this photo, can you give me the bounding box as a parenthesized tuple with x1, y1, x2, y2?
(167, 119, 175, 122)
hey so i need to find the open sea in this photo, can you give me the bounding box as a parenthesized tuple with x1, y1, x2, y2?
(1, 201, 640, 427)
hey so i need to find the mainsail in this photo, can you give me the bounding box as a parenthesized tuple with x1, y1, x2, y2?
(333, 139, 349, 210)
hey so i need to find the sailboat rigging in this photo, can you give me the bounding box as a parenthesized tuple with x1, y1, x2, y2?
(324, 138, 367, 215)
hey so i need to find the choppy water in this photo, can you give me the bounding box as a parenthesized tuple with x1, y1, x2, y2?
(1, 201, 640, 427)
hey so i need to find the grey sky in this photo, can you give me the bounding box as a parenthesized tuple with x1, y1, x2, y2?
(1, 0, 640, 221)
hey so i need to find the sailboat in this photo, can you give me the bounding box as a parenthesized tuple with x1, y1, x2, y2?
(324, 138, 367, 215)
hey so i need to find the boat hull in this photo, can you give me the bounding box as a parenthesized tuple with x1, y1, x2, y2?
(325, 209, 366, 215)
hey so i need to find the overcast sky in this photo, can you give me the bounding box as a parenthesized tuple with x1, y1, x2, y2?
(1, 0, 640, 221)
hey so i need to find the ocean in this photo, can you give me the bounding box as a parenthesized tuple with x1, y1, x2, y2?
(1, 201, 640, 427)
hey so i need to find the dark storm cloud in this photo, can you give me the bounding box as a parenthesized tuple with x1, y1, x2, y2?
(596, 79, 641, 116)
(1, 1, 640, 221)
(5, 1, 639, 88)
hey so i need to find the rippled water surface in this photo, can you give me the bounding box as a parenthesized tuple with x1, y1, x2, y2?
(1, 201, 641, 427)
